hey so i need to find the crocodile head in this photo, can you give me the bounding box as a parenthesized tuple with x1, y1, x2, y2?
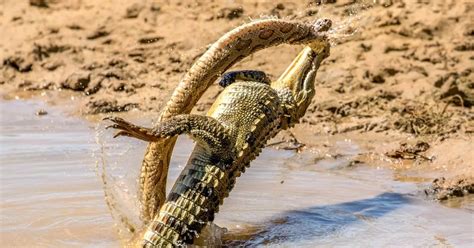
(272, 39, 331, 125)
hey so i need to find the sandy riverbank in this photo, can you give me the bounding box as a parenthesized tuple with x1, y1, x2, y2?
(1, 0, 473, 200)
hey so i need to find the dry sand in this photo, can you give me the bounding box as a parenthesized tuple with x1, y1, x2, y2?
(1, 0, 473, 200)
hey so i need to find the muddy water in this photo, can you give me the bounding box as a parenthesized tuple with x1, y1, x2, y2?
(0, 100, 117, 247)
(1, 100, 473, 247)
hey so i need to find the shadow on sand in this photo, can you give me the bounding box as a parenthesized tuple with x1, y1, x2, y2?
(223, 192, 411, 246)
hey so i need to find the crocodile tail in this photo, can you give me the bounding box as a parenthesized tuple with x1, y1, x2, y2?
(139, 18, 331, 223)
(142, 148, 230, 247)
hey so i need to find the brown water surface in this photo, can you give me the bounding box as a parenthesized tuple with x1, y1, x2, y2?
(1, 100, 473, 247)
(0, 100, 117, 247)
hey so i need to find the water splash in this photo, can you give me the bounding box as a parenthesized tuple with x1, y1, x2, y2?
(92, 117, 228, 247)
(314, 0, 377, 46)
(93, 120, 144, 244)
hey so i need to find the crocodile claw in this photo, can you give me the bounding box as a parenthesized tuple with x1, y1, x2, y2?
(105, 124, 119, 130)
(113, 130, 133, 139)
(104, 116, 156, 142)
(104, 116, 128, 126)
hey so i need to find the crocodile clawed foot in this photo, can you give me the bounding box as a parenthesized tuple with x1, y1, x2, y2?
(104, 116, 158, 142)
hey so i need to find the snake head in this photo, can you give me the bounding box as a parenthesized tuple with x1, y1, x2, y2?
(287, 18, 332, 45)
(272, 37, 331, 123)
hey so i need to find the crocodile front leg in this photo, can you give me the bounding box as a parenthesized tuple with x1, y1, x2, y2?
(105, 115, 233, 155)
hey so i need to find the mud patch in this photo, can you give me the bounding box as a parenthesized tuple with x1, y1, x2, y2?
(85, 98, 139, 114)
(425, 176, 474, 201)
(386, 141, 431, 161)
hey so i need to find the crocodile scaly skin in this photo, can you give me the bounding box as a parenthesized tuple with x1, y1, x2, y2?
(107, 18, 332, 247)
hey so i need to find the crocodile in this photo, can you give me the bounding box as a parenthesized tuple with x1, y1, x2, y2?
(136, 18, 334, 224)
(106, 18, 331, 246)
